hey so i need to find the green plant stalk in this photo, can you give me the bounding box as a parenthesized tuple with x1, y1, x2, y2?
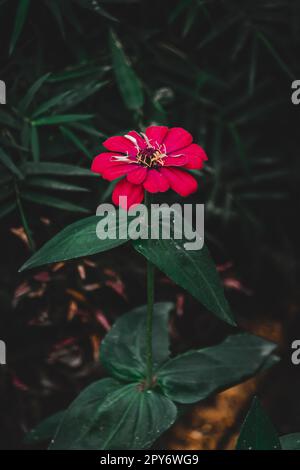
(145, 191, 155, 388)
(146, 258, 155, 388)
(15, 183, 35, 252)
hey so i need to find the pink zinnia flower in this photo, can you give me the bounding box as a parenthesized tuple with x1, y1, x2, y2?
(91, 126, 207, 209)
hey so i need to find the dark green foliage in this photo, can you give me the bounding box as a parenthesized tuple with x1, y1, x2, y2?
(20, 209, 235, 324)
(0, 0, 295, 256)
(0, 0, 297, 451)
(236, 397, 281, 450)
(24, 411, 65, 444)
(236, 397, 300, 451)
(26, 305, 279, 450)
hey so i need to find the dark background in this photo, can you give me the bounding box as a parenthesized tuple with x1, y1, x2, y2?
(0, 0, 299, 449)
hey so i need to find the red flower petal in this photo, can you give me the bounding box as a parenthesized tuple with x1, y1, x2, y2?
(126, 166, 147, 184)
(160, 168, 198, 196)
(163, 127, 193, 153)
(91, 152, 119, 173)
(112, 179, 144, 209)
(163, 155, 188, 167)
(92, 152, 136, 181)
(126, 131, 146, 150)
(103, 136, 138, 156)
(145, 126, 168, 147)
(170, 143, 208, 169)
(143, 169, 170, 193)
(102, 163, 136, 181)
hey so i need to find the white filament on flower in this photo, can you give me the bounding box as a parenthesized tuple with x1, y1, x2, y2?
(124, 134, 137, 145)
(124, 134, 140, 152)
(170, 153, 184, 158)
(140, 132, 151, 148)
(110, 153, 134, 163)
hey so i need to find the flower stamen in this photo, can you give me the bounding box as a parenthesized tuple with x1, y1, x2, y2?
(136, 148, 166, 167)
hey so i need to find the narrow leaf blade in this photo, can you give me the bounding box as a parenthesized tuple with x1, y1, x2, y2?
(109, 30, 144, 110)
(0, 147, 23, 179)
(9, 0, 31, 55)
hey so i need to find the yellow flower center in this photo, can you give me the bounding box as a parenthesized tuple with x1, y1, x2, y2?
(136, 148, 165, 168)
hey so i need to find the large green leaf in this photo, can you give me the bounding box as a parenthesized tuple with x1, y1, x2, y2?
(50, 378, 177, 450)
(24, 411, 65, 444)
(280, 433, 300, 450)
(236, 397, 281, 450)
(19, 212, 129, 271)
(101, 303, 174, 382)
(133, 238, 235, 326)
(157, 334, 279, 404)
(109, 30, 144, 110)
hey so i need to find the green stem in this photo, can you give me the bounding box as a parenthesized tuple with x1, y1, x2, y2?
(146, 258, 154, 388)
(145, 191, 154, 388)
(15, 183, 35, 252)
